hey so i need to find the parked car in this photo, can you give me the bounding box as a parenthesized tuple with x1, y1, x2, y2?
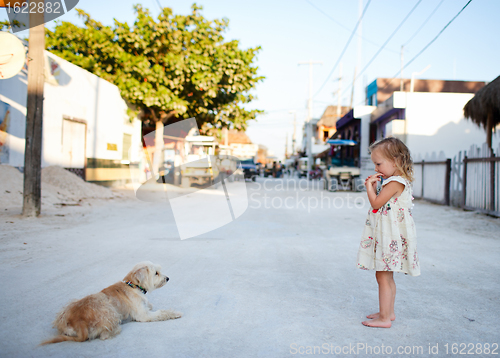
(240, 158, 257, 181)
(255, 162, 262, 176)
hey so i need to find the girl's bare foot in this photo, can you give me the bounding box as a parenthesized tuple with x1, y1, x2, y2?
(366, 312, 396, 321)
(362, 318, 392, 328)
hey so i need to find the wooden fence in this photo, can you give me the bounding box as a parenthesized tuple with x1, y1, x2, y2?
(462, 143, 500, 217)
(417, 143, 500, 217)
(413, 157, 451, 205)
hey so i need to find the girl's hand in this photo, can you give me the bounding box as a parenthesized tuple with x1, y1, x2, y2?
(365, 173, 381, 188)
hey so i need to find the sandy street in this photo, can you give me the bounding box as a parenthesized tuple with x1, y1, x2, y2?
(0, 176, 499, 357)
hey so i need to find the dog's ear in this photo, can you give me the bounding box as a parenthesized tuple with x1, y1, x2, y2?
(133, 266, 150, 285)
(123, 265, 150, 285)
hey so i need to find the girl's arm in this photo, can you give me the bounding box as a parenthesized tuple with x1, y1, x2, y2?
(366, 175, 405, 210)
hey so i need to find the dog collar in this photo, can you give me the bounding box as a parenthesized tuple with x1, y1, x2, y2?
(124, 281, 147, 294)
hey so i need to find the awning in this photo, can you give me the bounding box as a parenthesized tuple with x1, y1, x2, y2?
(326, 139, 358, 146)
(336, 109, 354, 129)
(371, 108, 405, 125)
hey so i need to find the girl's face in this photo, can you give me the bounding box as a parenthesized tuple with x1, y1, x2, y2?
(371, 149, 399, 179)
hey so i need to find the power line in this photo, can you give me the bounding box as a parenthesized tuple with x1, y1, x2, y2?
(380, 0, 473, 92)
(404, 0, 446, 47)
(404, 0, 472, 71)
(313, 0, 372, 99)
(153, 0, 162, 11)
(304, 0, 399, 54)
(342, 0, 423, 98)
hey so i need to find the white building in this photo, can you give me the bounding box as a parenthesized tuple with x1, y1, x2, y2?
(0, 50, 142, 185)
(228, 143, 259, 159)
(371, 91, 499, 160)
(332, 79, 500, 179)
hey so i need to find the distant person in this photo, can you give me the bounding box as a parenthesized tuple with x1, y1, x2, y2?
(272, 161, 277, 178)
(356, 137, 420, 328)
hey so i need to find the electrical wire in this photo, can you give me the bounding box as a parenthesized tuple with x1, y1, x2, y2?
(304, 0, 399, 54)
(341, 0, 423, 98)
(153, 0, 163, 11)
(312, 0, 372, 99)
(380, 0, 473, 92)
(404, 0, 446, 47)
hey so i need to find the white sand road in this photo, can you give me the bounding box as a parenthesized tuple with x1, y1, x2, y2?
(0, 166, 499, 357)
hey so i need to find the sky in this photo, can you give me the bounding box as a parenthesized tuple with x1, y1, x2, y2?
(2, 0, 500, 159)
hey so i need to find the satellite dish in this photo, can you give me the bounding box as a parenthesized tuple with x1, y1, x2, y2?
(0, 32, 26, 80)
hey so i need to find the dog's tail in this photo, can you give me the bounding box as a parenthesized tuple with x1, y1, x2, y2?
(40, 325, 89, 345)
(40, 335, 85, 345)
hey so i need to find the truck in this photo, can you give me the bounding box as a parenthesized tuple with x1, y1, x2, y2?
(180, 135, 219, 188)
(325, 139, 363, 192)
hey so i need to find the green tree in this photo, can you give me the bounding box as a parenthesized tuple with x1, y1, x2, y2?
(0, 20, 21, 31)
(45, 4, 264, 131)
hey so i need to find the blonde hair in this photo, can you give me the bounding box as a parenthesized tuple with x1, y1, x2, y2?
(369, 137, 414, 182)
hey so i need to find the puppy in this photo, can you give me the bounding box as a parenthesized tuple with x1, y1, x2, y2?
(41, 261, 181, 344)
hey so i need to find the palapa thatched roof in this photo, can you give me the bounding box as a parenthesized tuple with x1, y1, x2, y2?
(464, 75, 500, 148)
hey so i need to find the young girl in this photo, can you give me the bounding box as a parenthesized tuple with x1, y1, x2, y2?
(356, 137, 420, 328)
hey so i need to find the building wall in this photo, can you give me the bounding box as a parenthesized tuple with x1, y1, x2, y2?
(370, 78, 485, 106)
(404, 92, 499, 158)
(0, 51, 142, 182)
(317, 124, 335, 143)
(229, 143, 259, 159)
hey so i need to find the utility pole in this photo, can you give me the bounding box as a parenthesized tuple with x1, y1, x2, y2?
(289, 110, 296, 156)
(352, 0, 363, 109)
(23, 1, 45, 217)
(298, 60, 322, 179)
(350, 66, 357, 109)
(284, 132, 288, 159)
(336, 63, 342, 120)
(400, 45, 404, 91)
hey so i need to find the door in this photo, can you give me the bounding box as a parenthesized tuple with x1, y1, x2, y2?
(61, 118, 86, 169)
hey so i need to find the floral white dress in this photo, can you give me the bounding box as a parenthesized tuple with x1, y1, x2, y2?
(356, 175, 420, 276)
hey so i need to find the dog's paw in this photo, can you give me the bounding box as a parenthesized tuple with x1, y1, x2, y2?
(157, 309, 182, 320)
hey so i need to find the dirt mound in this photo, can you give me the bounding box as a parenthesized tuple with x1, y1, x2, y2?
(41, 166, 114, 201)
(0, 165, 115, 209)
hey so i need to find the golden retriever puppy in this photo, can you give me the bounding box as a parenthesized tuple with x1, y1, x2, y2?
(41, 261, 181, 344)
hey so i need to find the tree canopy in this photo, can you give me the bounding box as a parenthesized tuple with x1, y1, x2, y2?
(45, 4, 264, 130)
(0, 19, 22, 31)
